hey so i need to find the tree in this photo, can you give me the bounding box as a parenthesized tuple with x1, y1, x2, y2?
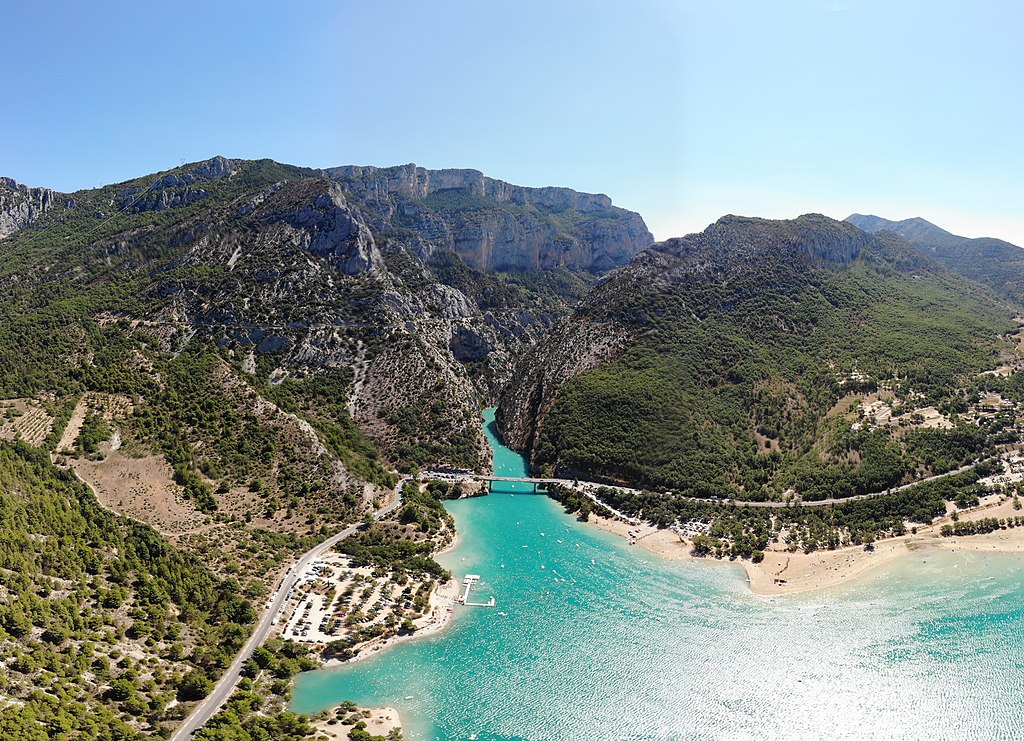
(104, 679, 135, 702)
(178, 671, 214, 701)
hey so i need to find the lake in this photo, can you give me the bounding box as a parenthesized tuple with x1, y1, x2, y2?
(293, 409, 1024, 740)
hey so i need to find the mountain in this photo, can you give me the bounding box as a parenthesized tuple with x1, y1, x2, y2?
(499, 214, 1014, 501)
(0, 155, 650, 737)
(0, 156, 650, 472)
(846, 213, 1024, 304)
(0, 153, 656, 570)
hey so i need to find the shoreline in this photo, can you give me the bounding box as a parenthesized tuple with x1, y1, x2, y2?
(299, 523, 463, 736)
(582, 493, 1024, 596)
(317, 528, 463, 670)
(310, 706, 402, 740)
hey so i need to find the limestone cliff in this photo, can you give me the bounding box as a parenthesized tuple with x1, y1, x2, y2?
(324, 164, 652, 273)
(0, 177, 59, 239)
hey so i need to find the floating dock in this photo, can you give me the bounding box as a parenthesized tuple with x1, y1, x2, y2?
(457, 574, 496, 607)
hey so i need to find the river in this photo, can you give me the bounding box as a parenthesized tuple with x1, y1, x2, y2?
(292, 408, 1024, 740)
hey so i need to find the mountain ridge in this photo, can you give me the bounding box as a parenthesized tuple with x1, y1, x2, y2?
(499, 213, 1014, 500)
(845, 213, 1024, 304)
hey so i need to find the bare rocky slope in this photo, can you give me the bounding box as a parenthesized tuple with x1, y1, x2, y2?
(0, 156, 651, 473)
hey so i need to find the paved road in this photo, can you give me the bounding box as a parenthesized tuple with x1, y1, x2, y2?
(172, 477, 408, 740)
(427, 460, 988, 511)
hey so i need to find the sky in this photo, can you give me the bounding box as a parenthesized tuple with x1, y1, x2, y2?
(2, 0, 1022, 244)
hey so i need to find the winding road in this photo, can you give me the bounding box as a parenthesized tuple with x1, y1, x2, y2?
(451, 460, 988, 510)
(172, 476, 409, 740)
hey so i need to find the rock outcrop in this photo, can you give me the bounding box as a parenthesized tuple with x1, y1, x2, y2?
(118, 156, 236, 213)
(0, 177, 58, 239)
(324, 164, 652, 273)
(261, 181, 383, 275)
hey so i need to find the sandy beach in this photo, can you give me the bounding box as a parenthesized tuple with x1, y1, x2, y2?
(310, 706, 402, 740)
(584, 493, 1024, 596)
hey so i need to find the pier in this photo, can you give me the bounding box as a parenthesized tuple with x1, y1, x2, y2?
(457, 574, 496, 607)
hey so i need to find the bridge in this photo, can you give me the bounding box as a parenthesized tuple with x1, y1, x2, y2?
(474, 475, 564, 492)
(422, 460, 987, 512)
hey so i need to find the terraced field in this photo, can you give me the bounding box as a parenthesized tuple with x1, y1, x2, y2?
(0, 397, 54, 446)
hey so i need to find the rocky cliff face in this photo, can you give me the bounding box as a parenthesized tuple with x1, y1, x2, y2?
(0, 177, 60, 239)
(1, 157, 641, 471)
(324, 164, 652, 273)
(259, 181, 383, 275)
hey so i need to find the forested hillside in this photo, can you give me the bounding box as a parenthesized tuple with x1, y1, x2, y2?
(847, 213, 1024, 304)
(0, 441, 260, 739)
(500, 214, 1016, 502)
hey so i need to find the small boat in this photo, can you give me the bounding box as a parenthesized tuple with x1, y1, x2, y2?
(404, 695, 414, 700)
(498, 611, 507, 616)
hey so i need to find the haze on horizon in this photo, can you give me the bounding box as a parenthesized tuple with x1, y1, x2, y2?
(3, 0, 1022, 245)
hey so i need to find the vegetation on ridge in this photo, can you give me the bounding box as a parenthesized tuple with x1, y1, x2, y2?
(512, 215, 1015, 503)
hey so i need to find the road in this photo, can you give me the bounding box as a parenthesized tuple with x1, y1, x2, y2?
(172, 476, 408, 740)
(172, 457, 983, 738)
(429, 460, 988, 512)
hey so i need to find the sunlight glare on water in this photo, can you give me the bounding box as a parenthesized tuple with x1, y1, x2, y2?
(292, 409, 1024, 740)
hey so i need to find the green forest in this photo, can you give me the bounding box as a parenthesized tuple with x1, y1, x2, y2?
(530, 218, 1014, 500)
(0, 441, 258, 738)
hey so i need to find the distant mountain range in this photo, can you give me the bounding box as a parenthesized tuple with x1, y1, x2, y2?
(846, 213, 1024, 304)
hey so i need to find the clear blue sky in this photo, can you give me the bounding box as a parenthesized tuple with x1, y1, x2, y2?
(3, 1, 1022, 244)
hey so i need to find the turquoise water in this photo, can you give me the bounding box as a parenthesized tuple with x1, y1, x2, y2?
(293, 409, 1024, 740)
